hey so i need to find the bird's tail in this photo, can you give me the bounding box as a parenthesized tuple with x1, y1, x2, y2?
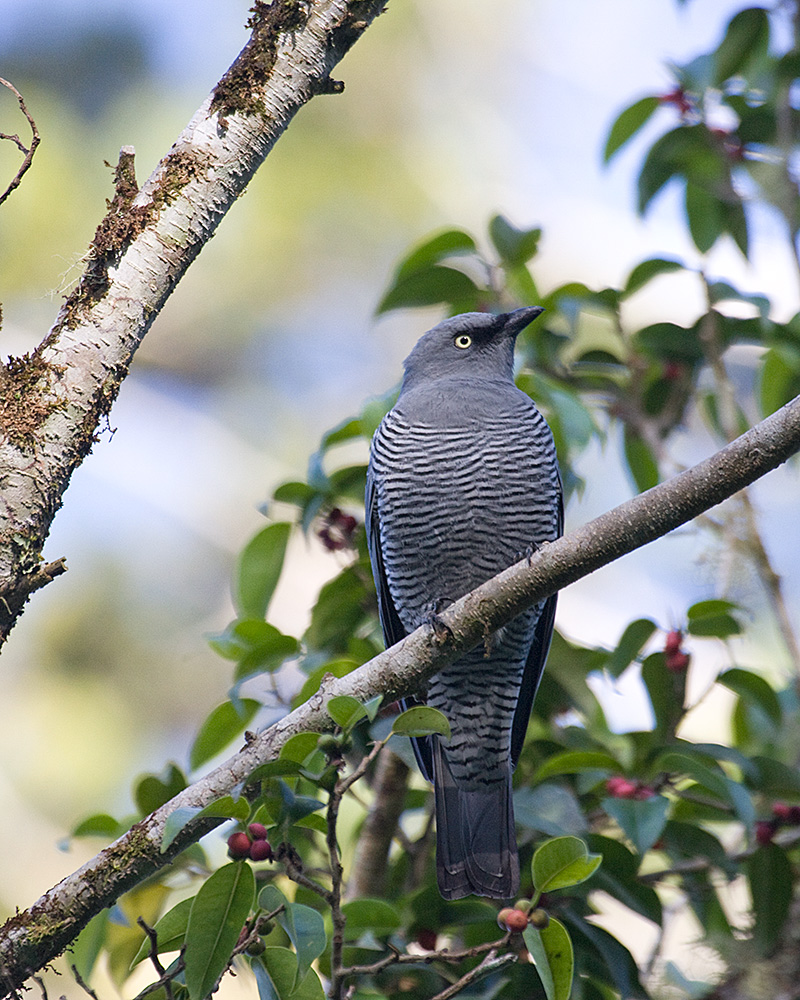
(432, 739, 520, 900)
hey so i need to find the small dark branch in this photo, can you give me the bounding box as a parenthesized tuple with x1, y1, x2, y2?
(136, 918, 172, 1000)
(70, 968, 99, 1000)
(429, 949, 517, 1000)
(275, 842, 333, 904)
(130, 957, 186, 1000)
(0, 558, 68, 622)
(0, 78, 40, 207)
(31, 977, 46, 1000)
(339, 932, 513, 979)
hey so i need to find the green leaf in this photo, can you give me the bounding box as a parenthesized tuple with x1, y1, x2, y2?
(564, 916, 648, 999)
(602, 795, 670, 855)
(760, 345, 800, 416)
(280, 732, 323, 764)
(747, 843, 792, 957)
(523, 916, 574, 1000)
(641, 652, 685, 739)
(513, 784, 588, 837)
(623, 427, 659, 493)
(718, 668, 781, 726)
(160, 795, 249, 853)
(253, 950, 325, 1000)
(637, 125, 722, 216)
(234, 523, 291, 620)
(190, 700, 260, 770)
(326, 695, 367, 731)
(603, 96, 660, 163)
(278, 903, 326, 982)
(488, 214, 542, 267)
(209, 620, 299, 675)
(634, 321, 703, 363)
(376, 264, 480, 315)
(305, 565, 371, 652)
(272, 481, 316, 509)
(713, 7, 770, 85)
(72, 813, 126, 839)
(656, 751, 754, 829)
(586, 835, 663, 924)
(685, 181, 724, 254)
(606, 618, 657, 677)
(184, 862, 255, 1000)
(391, 706, 451, 739)
(71, 910, 110, 982)
(533, 751, 620, 783)
(531, 836, 602, 893)
(131, 897, 194, 968)
(622, 257, 684, 297)
(135, 764, 188, 816)
(687, 599, 741, 638)
(276, 781, 325, 826)
(394, 229, 478, 281)
(341, 898, 401, 939)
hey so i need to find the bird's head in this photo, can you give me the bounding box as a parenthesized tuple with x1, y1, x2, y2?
(400, 307, 544, 391)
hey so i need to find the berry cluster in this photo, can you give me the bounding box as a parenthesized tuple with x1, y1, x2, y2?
(227, 823, 274, 862)
(755, 802, 800, 845)
(664, 629, 690, 673)
(317, 508, 358, 552)
(605, 776, 655, 800)
(496, 901, 549, 933)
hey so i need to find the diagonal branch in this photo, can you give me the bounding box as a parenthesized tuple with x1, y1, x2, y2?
(0, 0, 389, 645)
(1, 393, 799, 995)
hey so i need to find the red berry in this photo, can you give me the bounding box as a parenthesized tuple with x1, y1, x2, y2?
(755, 820, 776, 846)
(665, 651, 690, 673)
(416, 928, 437, 951)
(496, 907, 514, 929)
(606, 777, 638, 799)
(772, 802, 792, 823)
(227, 832, 252, 858)
(248, 822, 268, 841)
(249, 839, 273, 862)
(664, 629, 683, 654)
(503, 909, 530, 933)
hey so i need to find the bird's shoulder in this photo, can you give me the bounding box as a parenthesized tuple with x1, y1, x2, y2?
(390, 376, 537, 428)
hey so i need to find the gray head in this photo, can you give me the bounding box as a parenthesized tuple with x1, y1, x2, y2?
(400, 307, 544, 391)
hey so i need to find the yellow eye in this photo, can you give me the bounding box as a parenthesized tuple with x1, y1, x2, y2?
(454, 334, 472, 349)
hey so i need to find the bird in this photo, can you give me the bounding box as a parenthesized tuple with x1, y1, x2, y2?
(365, 307, 563, 900)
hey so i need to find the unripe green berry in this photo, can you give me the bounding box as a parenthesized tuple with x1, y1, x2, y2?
(529, 908, 550, 929)
(514, 899, 532, 915)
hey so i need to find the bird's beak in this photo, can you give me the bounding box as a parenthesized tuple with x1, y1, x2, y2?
(501, 306, 545, 338)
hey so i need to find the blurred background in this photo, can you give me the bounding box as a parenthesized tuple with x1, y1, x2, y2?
(0, 0, 797, 945)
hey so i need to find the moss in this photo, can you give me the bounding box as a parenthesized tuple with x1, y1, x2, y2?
(60, 147, 207, 331)
(0, 352, 66, 451)
(211, 0, 312, 119)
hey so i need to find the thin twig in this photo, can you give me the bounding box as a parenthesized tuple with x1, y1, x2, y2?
(0, 78, 40, 207)
(69, 968, 99, 1000)
(136, 919, 172, 1000)
(338, 931, 513, 979)
(429, 949, 517, 1000)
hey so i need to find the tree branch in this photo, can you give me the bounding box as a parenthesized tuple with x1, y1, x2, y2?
(0, 394, 799, 995)
(0, 0, 388, 645)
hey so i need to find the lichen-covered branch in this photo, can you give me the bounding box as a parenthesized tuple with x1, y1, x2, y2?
(1, 393, 799, 995)
(0, 0, 388, 644)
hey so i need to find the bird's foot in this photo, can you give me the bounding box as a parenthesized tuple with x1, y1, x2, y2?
(427, 612, 453, 645)
(517, 542, 540, 567)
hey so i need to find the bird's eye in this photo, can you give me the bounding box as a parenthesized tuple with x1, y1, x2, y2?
(454, 334, 472, 350)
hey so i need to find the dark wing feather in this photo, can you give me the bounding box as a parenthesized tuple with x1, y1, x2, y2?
(365, 463, 433, 780)
(510, 485, 564, 768)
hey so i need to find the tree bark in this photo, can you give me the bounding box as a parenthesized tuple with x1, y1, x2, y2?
(1, 392, 799, 995)
(0, 0, 388, 645)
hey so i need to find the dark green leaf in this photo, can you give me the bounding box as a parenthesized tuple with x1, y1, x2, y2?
(622, 257, 684, 297)
(376, 264, 480, 315)
(750, 755, 800, 797)
(623, 427, 659, 493)
(305, 565, 371, 652)
(661, 820, 735, 877)
(72, 813, 126, 839)
(327, 695, 367, 731)
(634, 322, 703, 363)
(209, 620, 299, 676)
(718, 669, 781, 726)
(190, 700, 260, 770)
(488, 215, 542, 267)
(586, 835, 663, 924)
(747, 843, 792, 957)
(687, 599, 741, 638)
(685, 181, 724, 254)
(533, 751, 619, 783)
(513, 784, 587, 837)
(278, 903, 326, 982)
(531, 836, 602, 893)
(760, 345, 800, 416)
(604, 96, 660, 163)
(277, 781, 325, 826)
(234, 523, 291, 621)
(294, 660, 359, 708)
(184, 862, 255, 1000)
(391, 706, 451, 739)
(272, 482, 316, 509)
(280, 732, 324, 764)
(603, 795, 670, 855)
(131, 897, 194, 968)
(606, 619, 657, 677)
(564, 917, 648, 999)
(394, 229, 478, 281)
(656, 751, 754, 829)
(71, 911, 109, 982)
(523, 916, 573, 1000)
(341, 898, 401, 939)
(135, 764, 188, 816)
(253, 949, 325, 1000)
(713, 7, 770, 85)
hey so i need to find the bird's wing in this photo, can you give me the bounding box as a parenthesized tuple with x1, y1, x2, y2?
(365, 461, 434, 781)
(509, 486, 564, 768)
